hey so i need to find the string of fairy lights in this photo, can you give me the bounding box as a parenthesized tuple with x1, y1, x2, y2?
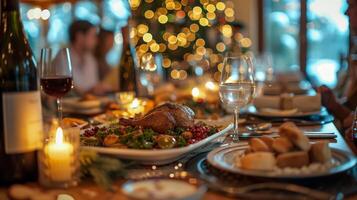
(128, 0, 252, 81)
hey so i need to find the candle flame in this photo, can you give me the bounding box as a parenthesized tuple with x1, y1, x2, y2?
(55, 127, 64, 145)
(192, 87, 200, 97)
(131, 98, 140, 108)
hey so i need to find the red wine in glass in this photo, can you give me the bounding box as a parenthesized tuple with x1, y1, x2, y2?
(40, 76, 73, 98)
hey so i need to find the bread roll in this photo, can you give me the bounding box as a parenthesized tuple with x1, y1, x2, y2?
(240, 152, 276, 171)
(260, 136, 274, 151)
(310, 141, 332, 163)
(249, 138, 270, 152)
(276, 151, 309, 168)
(272, 137, 293, 153)
(279, 122, 311, 151)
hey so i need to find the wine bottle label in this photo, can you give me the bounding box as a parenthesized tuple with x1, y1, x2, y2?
(2, 91, 43, 154)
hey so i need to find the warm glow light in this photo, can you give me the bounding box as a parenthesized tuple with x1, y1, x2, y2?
(200, 0, 208, 5)
(193, 6, 202, 15)
(240, 38, 252, 48)
(168, 43, 178, 50)
(158, 15, 168, 24)
(131, 98, 140, 108)
(179, 70, 187, 80)
(139, 44, 148, 52)
(195, 38, 205, 46)
(199, 18, 209, 26)
(159, 43, 167, 52)
(157, 7, 168, 15)
(216, 2, 226, 11)
(130, 28, 137, 38)
(206, 4, 216, 13)
(55, 127, 64, 145)
(214, 72, 221, 81)
(217, 62, 224, 72)
(174, 2, 181, 10)
(163, 58, 171, 68)
(129, 0, 141, 9)
(176, 10, 186, 19)
(187, 33, 196, 41)
(205, 81, 218, 91)
(234, 32, 243, 41)
(168, 35, 177, 44)
(163, 32, 170, 41)
(143, 33, 153, 43)
(27, 8, 42, 20)
(189, 23, 199, 32)
(171, 69, 179, 79)
(192, 87, 200, 98)
(216, 42, 226, 52)
(207, 12, 216, 20)
(40, 9, 50, 20)
(144, 10, 155, 19)
(137, 24, 149, 35)
(224, 8, 235, 17)
(150, 43, 160, 52)
(196, 46, 206, 55)
(222, 24, 233, 38)
(166, 1, 175, 10)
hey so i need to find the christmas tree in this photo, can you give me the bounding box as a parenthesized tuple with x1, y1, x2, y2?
(129, 0, 249, 81)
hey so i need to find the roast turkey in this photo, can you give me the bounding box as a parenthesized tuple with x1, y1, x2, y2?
(119, 102, 195, 133)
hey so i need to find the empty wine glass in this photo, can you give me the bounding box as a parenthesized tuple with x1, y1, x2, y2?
(139, 53, 163, 96)
(219, 53, 255, 142)
(40, 48, 73, 121)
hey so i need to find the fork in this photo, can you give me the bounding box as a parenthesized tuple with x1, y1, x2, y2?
(201, 175, 343, 200)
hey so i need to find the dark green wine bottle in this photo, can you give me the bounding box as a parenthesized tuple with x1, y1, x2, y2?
(0, 0, 43, 185)
(118, 25, 139, 95)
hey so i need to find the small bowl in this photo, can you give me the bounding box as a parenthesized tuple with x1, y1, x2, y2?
(122, 171, 207, 200)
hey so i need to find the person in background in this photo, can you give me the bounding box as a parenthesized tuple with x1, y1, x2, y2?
(317, 0, 357, 153)
(53, 20, 112, 95)
(95, 28, 115, 81)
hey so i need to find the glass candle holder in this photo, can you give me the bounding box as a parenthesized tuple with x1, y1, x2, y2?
(116, 91, 135, 105)
(38, 126, 80, 188)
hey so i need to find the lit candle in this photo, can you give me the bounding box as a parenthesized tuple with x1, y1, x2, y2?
(127, 98, 145, 117)
(191, 87, 206, 102)
(45, 127, 73, 182)
(205, 81, 219, 103)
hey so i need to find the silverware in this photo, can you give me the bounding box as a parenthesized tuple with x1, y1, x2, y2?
(246, 123, 272, 131)
(240, 132, 337, 139)
(201, 175, 343, 200)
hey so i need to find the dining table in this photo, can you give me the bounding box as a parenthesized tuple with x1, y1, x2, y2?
(1, 119, 356, 200)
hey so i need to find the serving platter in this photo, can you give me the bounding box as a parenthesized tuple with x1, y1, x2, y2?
(207, 143, 356, 179)
(81, 123, 233, 165)
(247, 106, 327, 118)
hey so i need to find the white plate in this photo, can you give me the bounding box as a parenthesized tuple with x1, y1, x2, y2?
(207, 143, 356, 179)
(248, 106, 326, 118)
(81, 124, 233, 165)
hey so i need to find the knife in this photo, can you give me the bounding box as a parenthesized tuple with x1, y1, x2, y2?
(240, 132, 337, 139)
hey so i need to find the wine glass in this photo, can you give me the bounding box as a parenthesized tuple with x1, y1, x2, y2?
(219, 53, 255, 142)
(40, 48, 73, 121)
(139, 53, 162, 96)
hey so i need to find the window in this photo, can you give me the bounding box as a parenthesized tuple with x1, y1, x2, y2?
(263, 0, 349, 87)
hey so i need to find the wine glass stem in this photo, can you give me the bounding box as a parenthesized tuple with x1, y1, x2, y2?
(57, 98, 63, 122)
(232, 106, 240, 142)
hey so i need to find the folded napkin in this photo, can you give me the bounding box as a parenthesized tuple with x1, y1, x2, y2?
(253, 94, 321, 112)
(263, 81, 311, 95)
